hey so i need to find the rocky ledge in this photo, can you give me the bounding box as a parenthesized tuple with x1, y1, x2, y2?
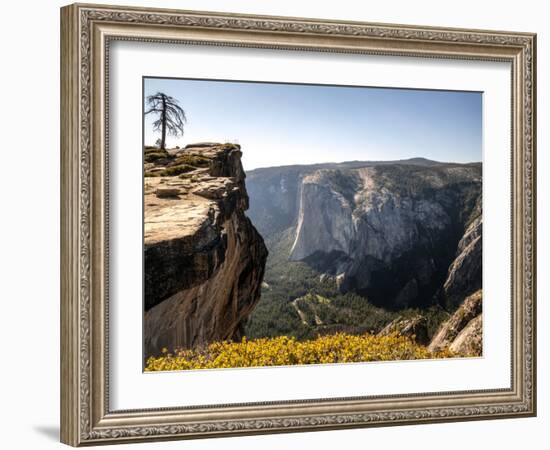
(428, 289, 482, 355)
(143, 143, 268, 357)
(378, 315, 430, 346)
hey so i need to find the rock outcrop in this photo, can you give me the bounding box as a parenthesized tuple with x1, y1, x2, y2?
(143, 144, 268, 357)
(441, 214, 482, 308)
(449, 315, 482, 355)
(378, 315, 430, 345)
(248, 162, 481, 309)
(428, 290, 482, 355)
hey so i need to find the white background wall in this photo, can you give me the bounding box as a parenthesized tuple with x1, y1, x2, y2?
(0, 1, 546, 449)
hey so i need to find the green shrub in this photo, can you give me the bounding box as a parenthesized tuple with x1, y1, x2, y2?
(159, 164, 195, 176)
(174, 154, 210, 168)
(145, 151, 169, 162)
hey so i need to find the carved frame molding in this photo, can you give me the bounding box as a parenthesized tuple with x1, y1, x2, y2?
(60, 3, 536, 446)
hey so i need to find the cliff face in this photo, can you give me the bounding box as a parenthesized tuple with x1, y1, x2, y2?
(246, 158, 444, 239)
(143, 144, 267, 356)
(248, 161, 481, 310)
(442, 213, 482, 308)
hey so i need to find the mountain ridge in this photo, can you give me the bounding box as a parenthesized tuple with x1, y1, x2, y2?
(246, 157, 481, 175)
(246, 158, 481, 314)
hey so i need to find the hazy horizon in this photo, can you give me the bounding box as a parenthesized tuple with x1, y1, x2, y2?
(243, 156, 482, 172)
(144, 77, 482, 171)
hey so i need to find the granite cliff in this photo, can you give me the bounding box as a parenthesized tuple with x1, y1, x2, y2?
(442, 212, 482, 308)
(247, 160, 482, 311)
(143, 143, 267, 357)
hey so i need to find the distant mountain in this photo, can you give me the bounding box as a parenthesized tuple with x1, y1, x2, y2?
(248, 156, 449, 174)
(246, 159, 481, 312)
(246, 158, 445, 191)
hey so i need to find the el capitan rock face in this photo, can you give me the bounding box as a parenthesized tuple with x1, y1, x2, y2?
(143, 144, 268, 356)
(247, 160, 482, 310)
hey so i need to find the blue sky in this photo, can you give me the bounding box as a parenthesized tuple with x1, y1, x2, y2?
(144, 77, 482, 170)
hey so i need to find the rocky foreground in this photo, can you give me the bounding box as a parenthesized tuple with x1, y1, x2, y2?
(143, 143, 267, 357)
(428, 289, 482, 355)
(379, 289, 482, 355)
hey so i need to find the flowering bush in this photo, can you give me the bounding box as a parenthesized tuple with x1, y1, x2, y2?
(145, 332, 458, 371)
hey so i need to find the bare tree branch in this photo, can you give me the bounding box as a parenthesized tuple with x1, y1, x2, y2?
(145, 92, 187, 150)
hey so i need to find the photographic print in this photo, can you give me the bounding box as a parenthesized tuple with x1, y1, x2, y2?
(61, 5, 536, 444)
(143, 77, 483, 372)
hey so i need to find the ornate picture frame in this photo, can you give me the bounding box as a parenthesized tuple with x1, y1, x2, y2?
(60, 3, 536, 446)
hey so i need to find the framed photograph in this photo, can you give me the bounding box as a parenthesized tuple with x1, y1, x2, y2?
(60, 3, 536, 446)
